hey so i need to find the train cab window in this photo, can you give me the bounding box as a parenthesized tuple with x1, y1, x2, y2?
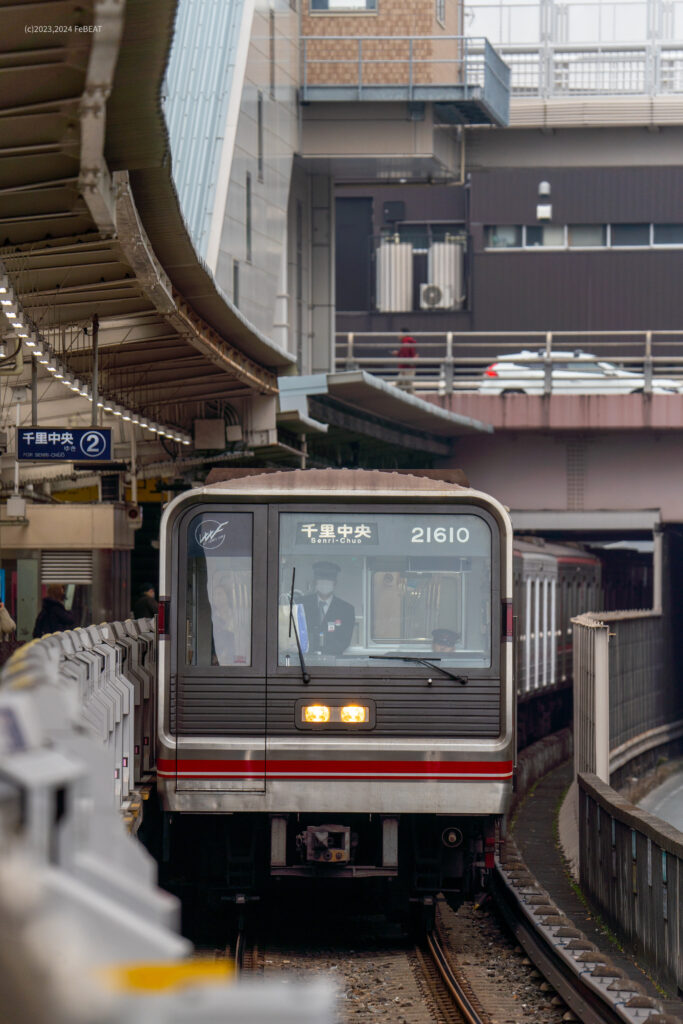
(278, 512, 492, 668)
(184, 512, 253, 667)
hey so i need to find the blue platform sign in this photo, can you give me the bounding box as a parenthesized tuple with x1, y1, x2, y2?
(17, 427, 112, 461)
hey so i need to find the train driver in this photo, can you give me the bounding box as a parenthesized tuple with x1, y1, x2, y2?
(431, 627, 459, 654)
(301, 561, 355, 656)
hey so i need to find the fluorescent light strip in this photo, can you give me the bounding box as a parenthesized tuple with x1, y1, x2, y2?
(0, 259, 193, 446)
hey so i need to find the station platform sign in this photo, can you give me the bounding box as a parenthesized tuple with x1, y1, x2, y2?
(17, 427, 112, 461)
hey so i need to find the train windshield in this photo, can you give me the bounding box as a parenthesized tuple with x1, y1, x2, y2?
(278, 512, 492, 668)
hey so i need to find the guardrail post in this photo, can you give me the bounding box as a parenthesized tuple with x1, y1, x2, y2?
(444, 332, 454, 393)
(543, 331, 552, 395)
(573, 617, 610, 783)
(653, 523, 663, 612)
(346, 332, 357, 371)
(644, 330, 653, 394)
(594, 625, 610, 783)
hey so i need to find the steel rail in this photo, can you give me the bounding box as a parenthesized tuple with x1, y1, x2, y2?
(425, 928, 487, 1024)
(233, 928, 245, 975)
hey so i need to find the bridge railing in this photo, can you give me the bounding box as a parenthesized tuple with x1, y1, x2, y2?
(490, 41, 683, 98)
(573, 607, 683, 992)
(335, 329, 683, 394)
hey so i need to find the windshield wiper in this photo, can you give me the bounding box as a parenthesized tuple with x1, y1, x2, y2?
(289, 568, 310, 684)
(370, 654, 468, 685)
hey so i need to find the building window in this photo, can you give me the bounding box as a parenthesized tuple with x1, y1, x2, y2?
(435, 0, 445, 24)
(653, 224, 683, 245)
(246, 172, 252, 262)
(486, 225, 522, 248)
(257, 92, 264, 183)
(233, 259, 239, 307)
(311, 0, 377, 9)
(611, 223, 650, 247)
(484, 222, 683, 251)
(525, 224, 565, 247)
(568, 224, 606, 247)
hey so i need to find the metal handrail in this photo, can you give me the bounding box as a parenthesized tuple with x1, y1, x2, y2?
(335, 330, 683, 394)
(302, 34, 498, 87)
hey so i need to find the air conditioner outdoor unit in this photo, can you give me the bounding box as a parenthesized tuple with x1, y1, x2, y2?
(420, 283, 454, 310)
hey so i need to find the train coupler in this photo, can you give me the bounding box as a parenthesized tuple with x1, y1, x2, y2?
(297, 823, 351, 863)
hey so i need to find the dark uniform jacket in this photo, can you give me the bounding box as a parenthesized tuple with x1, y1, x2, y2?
(301, 592, 355, 656)
(32, 598, 76, 638)
(132, 594, 159, 619)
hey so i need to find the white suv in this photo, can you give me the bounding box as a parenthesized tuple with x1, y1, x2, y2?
(478, 350, 680, 395)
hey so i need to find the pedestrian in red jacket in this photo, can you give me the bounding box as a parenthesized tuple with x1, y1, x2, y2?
(392, 328, 417, 391)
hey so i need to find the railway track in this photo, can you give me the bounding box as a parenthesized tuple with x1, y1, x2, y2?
(413, 929, 488, 1024)
(218, 859, 683, 1024)
(232, 903, 552, 1023)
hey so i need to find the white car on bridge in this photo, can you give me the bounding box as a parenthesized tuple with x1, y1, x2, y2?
(479, 350, 680, 395)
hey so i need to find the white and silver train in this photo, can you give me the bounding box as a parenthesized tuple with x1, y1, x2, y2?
(154, 469, 515, 911)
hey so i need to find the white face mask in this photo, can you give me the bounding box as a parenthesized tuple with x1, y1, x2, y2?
(315, 580, 334, 598)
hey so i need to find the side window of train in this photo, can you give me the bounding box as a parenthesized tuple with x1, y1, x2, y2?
(184, 512, 253, 667)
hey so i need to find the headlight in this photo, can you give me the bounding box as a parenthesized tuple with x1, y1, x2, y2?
(341, 704, 367, 724)
(303, 704, 330, 723)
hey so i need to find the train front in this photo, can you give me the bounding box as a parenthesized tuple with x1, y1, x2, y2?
(156, 471, 514, 908)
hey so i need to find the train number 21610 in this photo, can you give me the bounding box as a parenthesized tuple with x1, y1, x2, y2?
(411, 525, 470, 544)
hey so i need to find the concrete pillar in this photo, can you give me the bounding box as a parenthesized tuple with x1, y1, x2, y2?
(309, 174, 335, 375)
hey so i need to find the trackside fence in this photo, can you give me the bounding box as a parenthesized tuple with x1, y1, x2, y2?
(573, 608, 683, 991)
(0, 624, 335, 1024)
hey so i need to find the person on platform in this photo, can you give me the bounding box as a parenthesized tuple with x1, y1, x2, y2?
(392, 328, 418, 391)
(132, 583, 158, 619)
(431, 627, 459, 654)
(301, 561, 355, 656)
(32, 583, 76, 638)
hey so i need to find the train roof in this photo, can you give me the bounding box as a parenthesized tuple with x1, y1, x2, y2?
(203, 468, 470, 493)
(514, 536, 601, 564)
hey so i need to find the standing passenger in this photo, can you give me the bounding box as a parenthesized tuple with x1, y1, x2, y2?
(33, 584, 76, 638)
(133, 582, 158, 619)
(392, 328, 418, 391)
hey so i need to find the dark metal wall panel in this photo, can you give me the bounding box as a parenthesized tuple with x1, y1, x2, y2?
(469, 167, 683, 225)
(336, 197, 373, 312)
(336, 309, 474, 335)
(336, 184, 467, 236)
(471, 250, 683, 331)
